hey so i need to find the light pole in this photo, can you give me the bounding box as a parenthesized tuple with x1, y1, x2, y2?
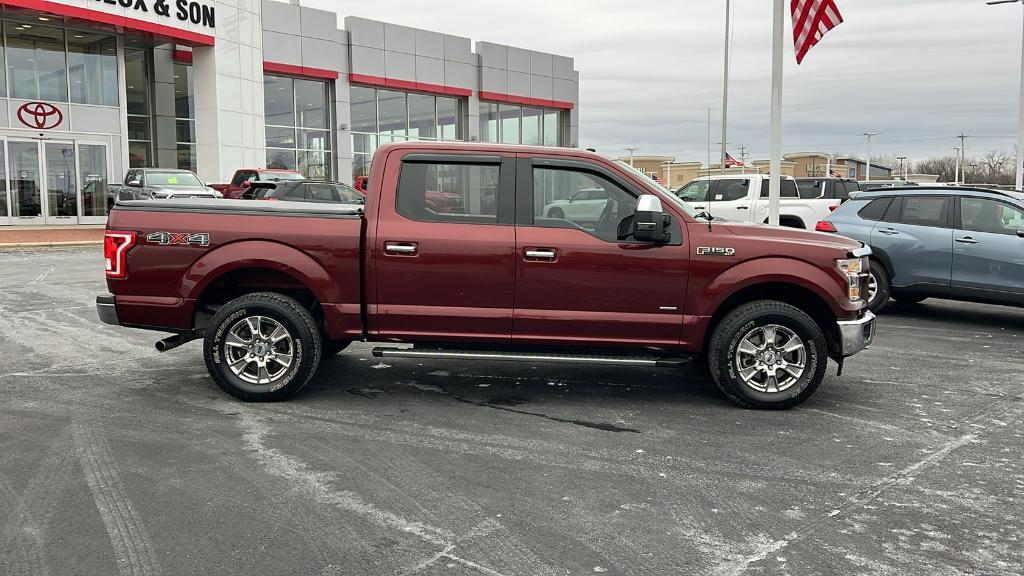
(954, 146, 963, 185)
(862, 132, 878, 182)
(624, 147, 639, 167)
(988, 0, 1024, 190)
(896, 155, 907, 180)
(969, 163, 979, 184)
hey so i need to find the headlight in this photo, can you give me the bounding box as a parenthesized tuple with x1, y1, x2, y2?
(836, 256, 869, 302)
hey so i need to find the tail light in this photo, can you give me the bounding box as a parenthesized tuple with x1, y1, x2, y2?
(815, 220, 838, 233)
(104, 230, 136, 278)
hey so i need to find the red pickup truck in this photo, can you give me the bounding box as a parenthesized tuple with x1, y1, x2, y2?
(97, 142, 875, 409)
(210, 168, 305, 199)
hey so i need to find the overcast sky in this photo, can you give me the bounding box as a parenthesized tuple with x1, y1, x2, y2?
(302, 0, 1021, 165)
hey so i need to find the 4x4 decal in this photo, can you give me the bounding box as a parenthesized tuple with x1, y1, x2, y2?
(146, 232, 210, 246)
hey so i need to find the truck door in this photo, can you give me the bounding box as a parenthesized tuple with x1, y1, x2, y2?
(513, 157, 689, 349)
(372, 152, 517, 342)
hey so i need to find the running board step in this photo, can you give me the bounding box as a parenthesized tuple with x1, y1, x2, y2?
(370, 347, 692, 368)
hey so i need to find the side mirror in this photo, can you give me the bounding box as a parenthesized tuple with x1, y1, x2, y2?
(633, 195, 669, 243)
(126, 179, 142, 187)
(241, 180, 251, 188)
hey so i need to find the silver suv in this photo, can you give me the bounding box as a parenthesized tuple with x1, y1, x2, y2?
(115, 168, 222, 202)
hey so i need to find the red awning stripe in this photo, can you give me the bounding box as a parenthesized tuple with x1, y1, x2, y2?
(264, 61, 339, 80)
(0, 0, 215, 46)
(348, 73, 472, 98)
(478, 91, 574, 110)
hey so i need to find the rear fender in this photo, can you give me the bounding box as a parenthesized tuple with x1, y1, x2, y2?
(181, 240, 336, 305)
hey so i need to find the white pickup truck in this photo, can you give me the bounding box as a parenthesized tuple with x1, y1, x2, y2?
(674, 174, 841, 229)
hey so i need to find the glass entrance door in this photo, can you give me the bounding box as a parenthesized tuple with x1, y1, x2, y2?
(9, 140, 43, 225)
(8, 140, 83, 225)
(44, 141, 78, 225)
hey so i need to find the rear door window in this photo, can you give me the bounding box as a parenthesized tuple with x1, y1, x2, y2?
(857, 197, 892, 221)
(760, 180, 799, 198)
(397, 160, 501, 224)
(900, 196, 950, 228)
(834, 181, 852, 200)
(797, 179, 825, 199)
(306, 183, 340, 203)
(713, 179, 750, 202)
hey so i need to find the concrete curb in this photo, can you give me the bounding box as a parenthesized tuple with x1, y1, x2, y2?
(0, 241, 103, 251)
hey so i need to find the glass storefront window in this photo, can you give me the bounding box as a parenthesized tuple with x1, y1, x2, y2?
(408, 93, 436, 139)
(522, 107, 542, 146)
(377, 90, 407, 142)
(125, 48, 150, 115)
(437, 97, 459, 140)
(543, 110, 560, 146)
(295, 79, 327, 129)
(266, 126, 296, 148)
(298, 150, 329, 180)
(480, 102, 499, 143)
(499, 105, 520, 144)
(267, 149, 297, 171)
(79, 144, 108, 217)
(351, 86, 377, 133)
(6, 23, 67, 102)
(177, 145, 196, 174)
(10, 142, 41, 218)
(174, 63, 195, 171)
(67, 32, 118, 106)
(128, 141, 151, 169)
(0, 146, 6, 218)
(264, 75, 294, 126)
(174, 63, 194, 119)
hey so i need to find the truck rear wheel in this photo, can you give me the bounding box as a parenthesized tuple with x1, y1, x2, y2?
(203, 292, 322, 401)
(707, 300, 828, 409)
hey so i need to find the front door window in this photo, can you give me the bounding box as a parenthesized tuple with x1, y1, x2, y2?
(79, 144, 109, 219)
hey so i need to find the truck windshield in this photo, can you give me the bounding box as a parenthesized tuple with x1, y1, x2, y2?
(148, 172, 202, 186)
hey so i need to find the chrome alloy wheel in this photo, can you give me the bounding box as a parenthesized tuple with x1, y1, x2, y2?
(867, 273, 879, 304)
(223, 316, 294, 386)
(734, 324, 807, 393)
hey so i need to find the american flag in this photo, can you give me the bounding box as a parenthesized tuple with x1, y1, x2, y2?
(791, 0, 844, 64)
(724, 152, 744, 167)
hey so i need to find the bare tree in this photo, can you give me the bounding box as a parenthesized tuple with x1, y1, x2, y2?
(911, 150, 1015, 184)
(912, 156, 959, 182)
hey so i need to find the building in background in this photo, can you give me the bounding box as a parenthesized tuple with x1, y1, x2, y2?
(0, 0, 579, 228)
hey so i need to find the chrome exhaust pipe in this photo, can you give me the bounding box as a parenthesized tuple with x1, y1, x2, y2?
(155, 334, 195, 352)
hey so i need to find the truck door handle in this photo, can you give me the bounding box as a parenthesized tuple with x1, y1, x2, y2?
(878, 228, 900, 235)
(524, 248, 557, 261)
(736, 206, 749, 209)
(955, 236, 979, 244)
(384, 242, 418, 255)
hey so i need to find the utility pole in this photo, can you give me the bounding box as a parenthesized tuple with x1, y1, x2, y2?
(896, 156, 907, 180)
(739, 145, 749, 174)
(968, 163, 979, 185)
(953, 146, 962, 185)
(706, 108, 712, 178)
(956, 132, 969, 185)
(987, 0, 1024, 189)
(862, 132, 878, 182)
(721, 0, 733, 175)
(624, 147, 639, 167)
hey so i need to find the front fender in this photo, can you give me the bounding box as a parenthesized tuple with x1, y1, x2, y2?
(181, 240, 337, 304)
(698, 257, 858, 318)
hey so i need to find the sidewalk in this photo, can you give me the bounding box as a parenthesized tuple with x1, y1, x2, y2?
(0, 225, 105, 249)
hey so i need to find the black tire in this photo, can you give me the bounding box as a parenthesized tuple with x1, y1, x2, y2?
(707, 300, 828, 409)
(867, 260, 891, 313)
(323, 340, 352, 356)
(548, 208, 564, 219)
(204, 292, 322, 401)
(892, 294, 927, 305)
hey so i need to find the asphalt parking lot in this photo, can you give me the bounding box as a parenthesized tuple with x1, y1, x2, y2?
(1, 247, 1021, 576)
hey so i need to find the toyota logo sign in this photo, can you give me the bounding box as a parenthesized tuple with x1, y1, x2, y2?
(17, 102, 63, 130)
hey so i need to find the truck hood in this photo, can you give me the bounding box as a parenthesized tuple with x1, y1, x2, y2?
(718, 221, 864, 253)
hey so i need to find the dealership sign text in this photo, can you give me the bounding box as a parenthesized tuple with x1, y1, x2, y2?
(92, 0, 216, 29)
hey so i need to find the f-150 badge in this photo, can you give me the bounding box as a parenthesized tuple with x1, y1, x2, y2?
(146, 232, 210, 246)
(697, 246, 736, 256)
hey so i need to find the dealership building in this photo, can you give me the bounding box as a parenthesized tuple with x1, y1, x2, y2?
(0, 0, 579, 227)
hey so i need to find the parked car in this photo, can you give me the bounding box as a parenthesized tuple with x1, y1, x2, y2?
(795, 177, 859, 202)
(211, 168, 305, 199)
(857, 180, 920, 191)
(542, 187, 612, 225)
(248, 180, 364, 204)
(817, 187, 1024, 312)
(114, 169, 222, 202)
(97, 141, 875, 410)
(675, 174, 840, 229)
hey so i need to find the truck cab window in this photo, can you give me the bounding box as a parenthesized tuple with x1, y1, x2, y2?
(760, 180, 798, 198)
(675, 180, 711, 202)
(397, 162, 500, 224)
(533, 167, 637, 242)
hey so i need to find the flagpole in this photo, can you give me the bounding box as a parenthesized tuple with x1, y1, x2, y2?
(768, 0, 784, 226)
(721, 0, 732, 175)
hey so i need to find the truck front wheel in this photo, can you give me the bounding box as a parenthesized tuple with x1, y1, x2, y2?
(203, 292, 323, 401)
(707, 300, 828, 409)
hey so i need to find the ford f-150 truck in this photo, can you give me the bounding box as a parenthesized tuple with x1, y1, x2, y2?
(675, 174, 841, 230)
(97, 142, 875, 409)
